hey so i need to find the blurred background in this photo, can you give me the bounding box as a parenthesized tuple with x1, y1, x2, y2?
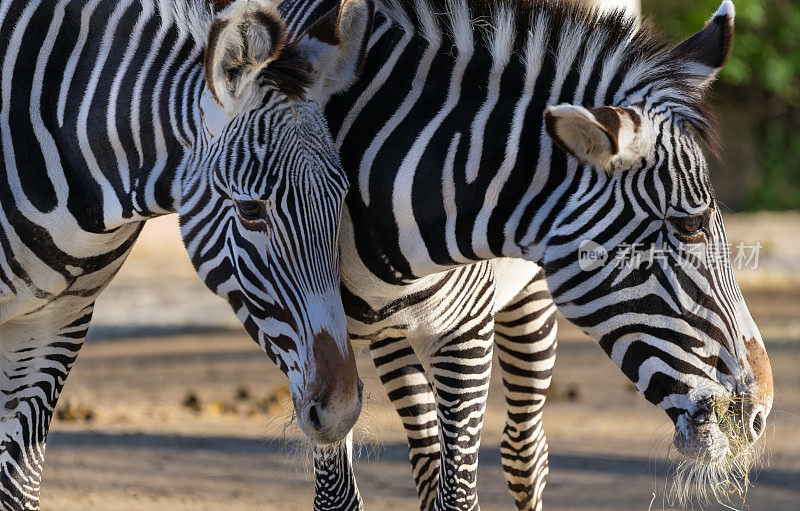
(41, 1, 799, 510)
(644, 0, 800, 212)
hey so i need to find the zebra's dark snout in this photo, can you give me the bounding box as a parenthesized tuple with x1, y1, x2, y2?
(293, 330, 362, 444)
(298, 385, 362, 444)
(743, 336, 773, 442)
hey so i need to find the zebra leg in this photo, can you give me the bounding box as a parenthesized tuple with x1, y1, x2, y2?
(494, 270, 557, 511)
(313, 431, 363, 511)
(427, 317, 495, 511)
(0, 305, 94, 510)
(370, 336, 439, 510)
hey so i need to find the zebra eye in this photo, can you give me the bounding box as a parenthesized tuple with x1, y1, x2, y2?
(669, 215, 704, 237)
(236, 200, 263, 220)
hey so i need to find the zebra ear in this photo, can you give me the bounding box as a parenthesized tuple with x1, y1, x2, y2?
(204, 2, 286, 114)
(669, 0, 735, 89)
(299, 0, 375, 104)
(544, 104, 651, 171)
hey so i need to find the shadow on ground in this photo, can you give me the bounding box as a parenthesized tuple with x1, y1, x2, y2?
(49, 430, 800, 491)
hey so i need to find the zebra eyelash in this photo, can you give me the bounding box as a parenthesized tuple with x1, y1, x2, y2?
(235, 199, 268, 221)
(667, 209, 712, 242)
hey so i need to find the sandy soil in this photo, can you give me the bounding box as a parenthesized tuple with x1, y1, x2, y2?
(40, 214, 800, 511)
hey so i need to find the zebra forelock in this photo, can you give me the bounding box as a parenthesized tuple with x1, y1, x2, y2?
(142, 0, 288, 45)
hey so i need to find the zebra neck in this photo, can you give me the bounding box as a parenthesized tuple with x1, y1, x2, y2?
(331, 13, 586, 280)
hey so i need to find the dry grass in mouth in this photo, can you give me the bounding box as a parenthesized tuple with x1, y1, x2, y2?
(668, 394, 765, 511)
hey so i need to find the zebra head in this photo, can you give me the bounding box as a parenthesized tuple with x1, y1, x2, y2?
(542, 2, 772, 474)
(178, 0, 374, 444)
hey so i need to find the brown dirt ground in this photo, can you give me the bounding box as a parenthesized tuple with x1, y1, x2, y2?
(40, 215, 800, 510)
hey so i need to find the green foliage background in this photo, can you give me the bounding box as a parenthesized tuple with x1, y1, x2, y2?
(643, 0, 800, 210)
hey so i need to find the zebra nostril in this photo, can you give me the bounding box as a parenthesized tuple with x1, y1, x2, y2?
(752, 410, 765, 437)
(308, 404, 322, 430)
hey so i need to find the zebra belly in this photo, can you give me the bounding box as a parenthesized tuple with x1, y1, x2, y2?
(492, 258, 543, 313)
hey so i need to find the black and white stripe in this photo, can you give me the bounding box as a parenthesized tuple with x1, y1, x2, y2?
(280, 0, 772, 509)
(308, 257, 558, 511)
(0, 0, 374, 507)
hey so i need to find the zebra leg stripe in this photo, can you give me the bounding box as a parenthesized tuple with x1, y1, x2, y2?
(313, 432, 363, 511)
(0, 305, 93, 511)
(429, 320, 494, 511)
(371, 336, 439, 510)
(494, 271, 557, 511)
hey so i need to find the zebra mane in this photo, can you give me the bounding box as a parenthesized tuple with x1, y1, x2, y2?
(376, 0, 719, 153)
(142, 0, 242, 44)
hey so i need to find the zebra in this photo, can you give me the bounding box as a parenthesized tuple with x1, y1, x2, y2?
(278, 0, 775, 509)
(0, 0, 377, 507)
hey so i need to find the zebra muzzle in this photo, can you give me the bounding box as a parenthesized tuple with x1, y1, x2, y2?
(673, 407, 729, 462)
(294, 330, 363, 444)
